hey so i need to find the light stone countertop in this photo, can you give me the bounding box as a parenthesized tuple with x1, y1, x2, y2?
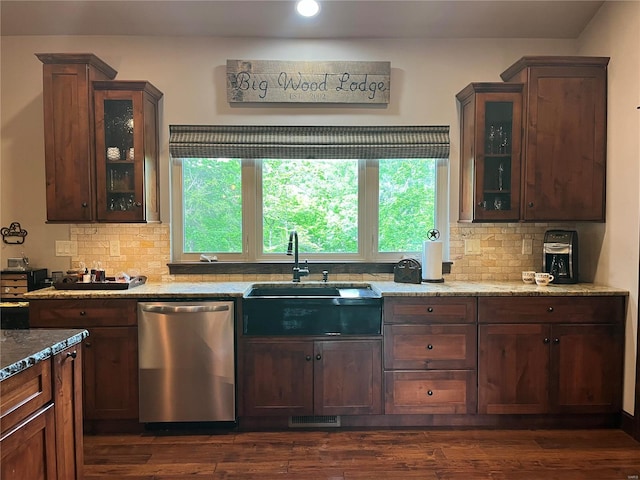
(16, 282, 626, 377)
(23, 280, 629, 299)
(0, 328, 88, 381)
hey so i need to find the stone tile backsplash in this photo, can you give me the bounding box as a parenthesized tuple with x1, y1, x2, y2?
(70, 222, 574, 283)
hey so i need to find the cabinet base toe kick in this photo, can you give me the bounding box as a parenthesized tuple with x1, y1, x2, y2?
(236, 413, 622, 431)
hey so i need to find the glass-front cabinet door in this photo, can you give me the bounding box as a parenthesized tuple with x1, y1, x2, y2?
(456, 83, 523, 222)
(94, 81, 163, 222)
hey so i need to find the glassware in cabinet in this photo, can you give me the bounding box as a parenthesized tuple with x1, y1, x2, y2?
(94, 81, 163, 222)
(456, 83, 523, 222)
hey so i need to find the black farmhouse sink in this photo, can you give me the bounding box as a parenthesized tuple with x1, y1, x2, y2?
(242, 283, 382, 336)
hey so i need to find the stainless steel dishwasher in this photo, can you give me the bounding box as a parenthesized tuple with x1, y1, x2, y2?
(138, 301, 235, 423)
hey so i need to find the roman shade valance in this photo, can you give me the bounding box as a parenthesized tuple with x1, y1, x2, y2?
(169, 125, 450, 159)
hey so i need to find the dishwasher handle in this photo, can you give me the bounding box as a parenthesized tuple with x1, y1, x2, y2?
(140, 304, 230, 314)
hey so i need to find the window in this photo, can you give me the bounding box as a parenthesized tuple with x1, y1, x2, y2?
(170, 126, 449, 262)
(262, 158, 359, 254)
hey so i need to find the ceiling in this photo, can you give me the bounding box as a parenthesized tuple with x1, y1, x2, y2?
(1, 0, 605, 39)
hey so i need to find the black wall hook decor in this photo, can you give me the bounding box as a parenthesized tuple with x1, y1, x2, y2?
(1, 222, 28, 244)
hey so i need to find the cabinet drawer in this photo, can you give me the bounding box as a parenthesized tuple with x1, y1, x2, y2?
(30, 299, 137, 327)
(384, 371, 476, 414)
(478, 296, 625, 324)
(2, 285, 28, 296)
(1, 291, 27, 300)
(1, 361, 52, 435)
(384, 297, 476, 324)
(1, 274, 29, 282)
(1, 279, 28, 288)
(384, 324, 476, 370)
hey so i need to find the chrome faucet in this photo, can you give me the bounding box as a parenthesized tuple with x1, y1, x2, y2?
(287, 230, 309, 283)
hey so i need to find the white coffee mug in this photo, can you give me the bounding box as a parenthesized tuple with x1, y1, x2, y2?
(522, 271, 536, 284)
(535, 272, 554, 286)
(107, 147, 120, 161)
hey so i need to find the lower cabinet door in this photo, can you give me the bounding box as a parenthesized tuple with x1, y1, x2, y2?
(551, 324, 623, 414)
(385, 370, 476, 414)
(1, 404, 58, 480)
(83, 327, 138, 421)
(241, 341, 314, 416)
(478, 323, 550, 414)
(241, 339, 383, 417)
(53, 346, 84, 480)
(314, 340, 382, 415)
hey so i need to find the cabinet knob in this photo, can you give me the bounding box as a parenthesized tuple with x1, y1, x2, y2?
(427, 390, 433, 396)
(80, 311, 86, 316)
(305, 355, 312, 361)
(528, 202, 534, 208)
(427, 307, 434, 313)
(315, 354, 322, 361)
(553, 338, 560, 344)
(84, 341, 91, 348)
(547, 306, 554, 313)
(81, 202, 88, 208)
(134, 202, 142, 207)
(66, 350, 77, 359)
(543, 338, 550, 344)
(426, 344, 433, 350)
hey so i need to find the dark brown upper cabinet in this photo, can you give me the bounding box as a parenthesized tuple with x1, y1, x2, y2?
(37, 53, 117, 222)
(37, 53, 162, 223)
(457, 56, 609, 223)
(501, 56, 609, 222)
(456, 83, 524, 222)
(93, 81, 163, 223)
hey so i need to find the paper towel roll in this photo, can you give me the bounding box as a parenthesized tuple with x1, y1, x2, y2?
(422, 240, 443, 282)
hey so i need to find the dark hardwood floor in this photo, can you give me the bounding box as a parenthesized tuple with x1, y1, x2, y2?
(84, 428, 640, 479)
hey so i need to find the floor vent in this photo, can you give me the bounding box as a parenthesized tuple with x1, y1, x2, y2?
(288, 415, 341, 428)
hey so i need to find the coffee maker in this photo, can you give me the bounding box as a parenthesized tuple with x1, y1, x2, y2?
(543, 230, 578, 284)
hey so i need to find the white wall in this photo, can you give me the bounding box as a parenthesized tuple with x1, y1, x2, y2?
(1, 35, 575, 271)
(577, 0, 640, 416)
(2, 23, 638, 414)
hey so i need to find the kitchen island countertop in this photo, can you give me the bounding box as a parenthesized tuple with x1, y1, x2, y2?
(1, 328, 88, 381)
(23, 280, 629, 300)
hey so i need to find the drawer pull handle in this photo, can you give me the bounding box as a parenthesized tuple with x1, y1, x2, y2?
(427, 307, 434, 313)
(547, 307, 554, 313)
(426, 344, 433, 350)
(427, 390, 433, 396)
(80, 311, 86, 316)
(66, 351, 77, 359)
(142, 304, 229, 314)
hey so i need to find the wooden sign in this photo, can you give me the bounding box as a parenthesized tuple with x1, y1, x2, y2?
(227, 60, 390, 104)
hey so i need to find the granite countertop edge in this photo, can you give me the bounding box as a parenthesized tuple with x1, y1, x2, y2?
(22, 280, 629, 299)
(1, 329, 89, 381)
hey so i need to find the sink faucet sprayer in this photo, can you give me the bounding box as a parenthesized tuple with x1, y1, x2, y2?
(287, 230, 309, 282)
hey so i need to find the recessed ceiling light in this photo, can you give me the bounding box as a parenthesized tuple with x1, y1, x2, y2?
(296, 0, 320, 18)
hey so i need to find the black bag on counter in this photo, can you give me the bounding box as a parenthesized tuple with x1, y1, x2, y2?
(393, 258, 422, 284)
